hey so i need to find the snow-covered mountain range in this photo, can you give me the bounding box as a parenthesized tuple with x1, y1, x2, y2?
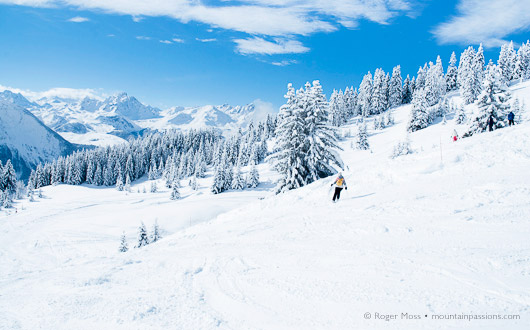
(0, 99, 78, 179)
(0, 89, 270, 147)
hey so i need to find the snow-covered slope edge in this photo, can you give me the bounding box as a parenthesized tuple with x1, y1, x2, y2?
(0, 100, 79, 179)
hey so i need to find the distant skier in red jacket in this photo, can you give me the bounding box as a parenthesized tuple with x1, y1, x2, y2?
(331, 173, 347, 202)
(452, 129, 459, 142)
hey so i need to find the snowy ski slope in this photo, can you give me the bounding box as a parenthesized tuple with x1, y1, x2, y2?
(1, 82, 530, 329)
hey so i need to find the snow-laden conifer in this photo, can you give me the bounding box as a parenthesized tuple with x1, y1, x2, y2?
(465, 64, 512, 137)
(246, 162, 260, 188)
(407, 88, 430, 132)
(358, 72, 373, 117)
(151, 220, 161, 243)
(231, 165, 245, 190)
(119, 232, 128, 252)
(137, 222, 149, 248)
(389, 65, 403, 108)
(446, 51, 458, 91)
(356, 122, 370, 150)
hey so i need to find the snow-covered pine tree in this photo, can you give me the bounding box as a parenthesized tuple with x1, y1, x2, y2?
(356, 122, 370, 150)
(211, 165, 225, 194)
(231, 165, 245, 190)
(150, 181, 158, 193)
(464, 63, 512, 137)
(389, 65, 403, 108)
(371, 68, 388, 114)
(446, 51, 458, 91)
(303, 80, 343, 183)
(343, 87, 354, 118)
(474, 44, 485, 91)
(373, 116, 380, 130)
(379, 114, 387, 129)
(407, 88, 431, 132)
(458, 46, 478, 104)
(151, 220, 161, 242)
(137, 222, 149, 248)
(268, 83, 308, 192)
(15, 181, 25, 200)
(148, 165, 156, 180)
(124, 175, 131, 192)
(329, 89, 346, 126)
(2, 160, 17, 194)
(2, 191, 12, 208)
(511, 98, 524, 124)
(190, 175, 199, 190)
(455, 104, 466, 124)
(424, 56, 446, 106)
(116, 175, 124, 191)
(386, 110, 395, 126)
(498, 41, 516, 83)
(223, 164, 233, 191)
(246, 162, 260, 188)
(0, 161, 4, 191)
(416, 65, 426, 90)
(402, 75, 413, 104)
(119, 232, 128, 252)
(93, 164, 103, 186)
(514, 41, 530, 81)
(170, 181, 180, 200)
(358, 72, 373, 117)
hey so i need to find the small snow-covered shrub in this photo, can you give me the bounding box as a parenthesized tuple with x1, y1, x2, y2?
(391, 137, 413, 159)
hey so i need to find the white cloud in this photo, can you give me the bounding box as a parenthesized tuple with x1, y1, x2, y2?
(159, 40, 172, 44)
(433, 0, 530, 47)
(196, 38, 217, 43)
(2, 0, 413, 36)
(0, 85, 106, 101)
(271, 59, 299, 66)
(0, 0, 52, 6)
(68, 16, 89, 22)
(107, 34, 115, 37)
(136, 36, 151, 40)
(3, 0, 414, 54)
(235, 37, 309, 55)
(172, 38, 184, 43)
(251, 99, 278, 121)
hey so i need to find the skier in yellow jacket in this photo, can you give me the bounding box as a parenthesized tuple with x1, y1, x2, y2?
(331, 173, 347, 202)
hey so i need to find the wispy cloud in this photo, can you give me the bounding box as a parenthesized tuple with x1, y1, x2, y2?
(235, 37, 309, 55)
(433, 0, 530, 47)
(3, 0, 415, 53)
(107, 34, 115, 37)
(0, 85, 107, 101)
(172, 38, 184, 43)
(68, 16, 89, 23)
(159, 40, 172, 44)
(0, 0, 52, 7)
(136, 36, 151, 41)
(196, 38, 217, 43)
(271, 59, 299, 66)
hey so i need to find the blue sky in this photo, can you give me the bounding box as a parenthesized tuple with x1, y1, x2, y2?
(1, 0, 530, 109)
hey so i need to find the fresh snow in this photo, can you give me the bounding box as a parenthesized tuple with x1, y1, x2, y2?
(1, 82, 530, 329)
